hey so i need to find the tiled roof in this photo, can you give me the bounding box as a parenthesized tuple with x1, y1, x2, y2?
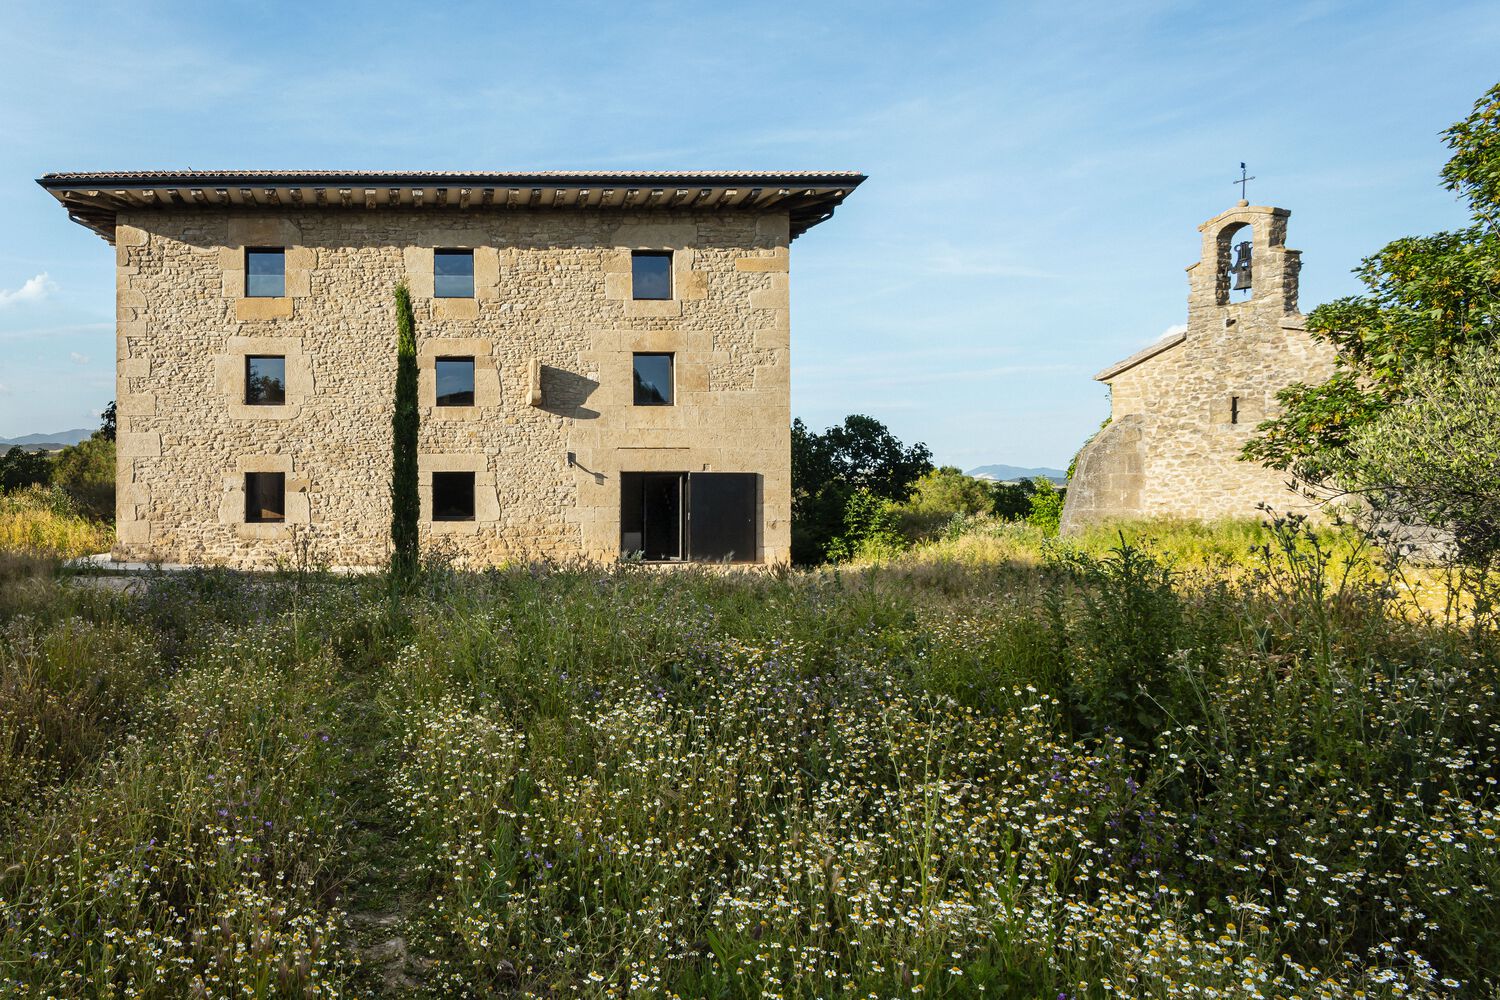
(37, 170, 865, 243)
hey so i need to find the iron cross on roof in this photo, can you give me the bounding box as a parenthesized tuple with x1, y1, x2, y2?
(1233, 162, 1256, 201)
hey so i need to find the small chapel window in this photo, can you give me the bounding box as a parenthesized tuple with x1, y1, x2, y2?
(1230, 396, 1241, 425)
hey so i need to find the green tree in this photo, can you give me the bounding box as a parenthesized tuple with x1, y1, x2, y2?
(1026, 478, 1064, 535)
(1343, 345, 1500, 564)
(889, 466, 994, 541)
(96, 401, 116, 442)
(791, 415, 932, 564)
(1247, 82, 1500, 486)
(0, 447, 52, 493)
(51, 436, 114, 520)
(991, 477, 1041, 521)
(390, 282, 420, 583)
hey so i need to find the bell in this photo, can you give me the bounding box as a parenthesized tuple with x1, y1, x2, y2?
(1230, 240, 1252, 291)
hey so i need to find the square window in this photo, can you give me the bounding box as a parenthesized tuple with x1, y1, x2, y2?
(244, 472, 285, 523)
(434, 249, 475, 298)
(432, 471, 476, 521)
(631, 251, 672, 300)
(245, 248, 285, 298)
(245, 355, 286, 405)
(435, 357, 476, 407)
(632, 353, 674, 405)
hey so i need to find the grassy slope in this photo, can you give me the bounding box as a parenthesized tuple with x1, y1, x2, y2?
(0, 524, 1497, 998)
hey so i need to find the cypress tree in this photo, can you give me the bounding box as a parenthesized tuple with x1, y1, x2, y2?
(390, 281, 420, 582)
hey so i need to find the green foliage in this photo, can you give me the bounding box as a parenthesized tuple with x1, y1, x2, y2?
(1249, 82, 1500, 490)
(50, 435, 115, 520)
(0, 484, 112, 556)
(0, 445, 51, 492)
(97, 400, 116, 442)
(1, 528, 1495, 997)
(790, 414, 932, 563)
(1025, 476, 1064, 534)
(826, 486, 908, 561)
(390, 282, 420, 583)
(885, 465, 995, 541)
(1345, 345, 1500, 565)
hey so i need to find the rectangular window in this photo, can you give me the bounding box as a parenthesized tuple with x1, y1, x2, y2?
(245, 355, 287, 405)
(631, 251, 672, 300)
(244, 472, 285, 523)
(1230, 396, 1241, 425)
(620, 471, 758, 562)
(632, 353, 674, 405)
(245, 248, 285, 298)
(435, 357, 476, 407)
(432, 471, 476, 521)
(434, 249, 475, 298)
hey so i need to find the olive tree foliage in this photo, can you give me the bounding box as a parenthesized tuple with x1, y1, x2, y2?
(1343, 346, 1500, 565)
(1246, 82, 1500, 491)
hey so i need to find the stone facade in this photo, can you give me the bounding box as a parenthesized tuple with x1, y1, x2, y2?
(40, 172, 862, 569)
(1060, 202, 1337, 532)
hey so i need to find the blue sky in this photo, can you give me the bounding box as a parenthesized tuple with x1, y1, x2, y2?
(1, 0, 1496, 467)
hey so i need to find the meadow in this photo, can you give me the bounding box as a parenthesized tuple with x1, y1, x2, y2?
(0, 517, 1496, 998)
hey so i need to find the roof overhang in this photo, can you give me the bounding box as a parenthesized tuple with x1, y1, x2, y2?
(1094, 329, 1187, 382)
(37, 170, 865, 245)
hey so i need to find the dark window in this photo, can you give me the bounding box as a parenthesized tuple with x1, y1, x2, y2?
(436, 357, 475, 407)
(434, 249, 475, 298)
(1230, 396, 1241, 425)
(244, 472, 285, 523)
(245, 248, 285, 298)
(432, 471, 476, 521)
(632, 353, 674, 405)
(631, 251, 672, 300)
(620, 471, 759, 562)
(245, 355, 286, 405)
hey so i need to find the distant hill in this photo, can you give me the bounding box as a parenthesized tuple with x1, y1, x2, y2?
(967, 464, 1067, 484)
(0, 429, 94, 450)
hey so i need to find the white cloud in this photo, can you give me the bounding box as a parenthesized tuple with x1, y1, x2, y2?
(0, 273, 57, 308)
(69, 351, 89, 365)
(1159, 323, 1188, 340)
(0, 382, 9, 394)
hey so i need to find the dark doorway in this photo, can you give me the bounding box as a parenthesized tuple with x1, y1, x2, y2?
(621, 472, 684, 560)
(620, 472, 759, 562)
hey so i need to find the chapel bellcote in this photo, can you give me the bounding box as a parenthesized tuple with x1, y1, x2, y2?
(1186, 202, 1300, 323)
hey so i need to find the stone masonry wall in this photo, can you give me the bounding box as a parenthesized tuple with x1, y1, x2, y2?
(1061, 204, 1337, 532)
(112, 207, 793, 569)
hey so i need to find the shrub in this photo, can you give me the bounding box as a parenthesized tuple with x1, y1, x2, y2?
(50, 435, 114, 520)
(391, 281, 419, 583)
(1026, 477, 1064, 534)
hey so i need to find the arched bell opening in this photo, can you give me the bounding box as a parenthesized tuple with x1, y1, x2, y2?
(1217, 222, 1254, 304)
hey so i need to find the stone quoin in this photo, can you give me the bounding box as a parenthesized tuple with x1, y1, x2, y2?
(39, 170, 864, 569)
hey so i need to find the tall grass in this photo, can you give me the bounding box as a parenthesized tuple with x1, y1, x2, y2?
(0, 485, 112, 558)
(0, 524, 1495, 997)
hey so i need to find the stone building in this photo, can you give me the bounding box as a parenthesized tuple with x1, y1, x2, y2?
(39, 170, 862, 568)
(1060, 201, 1337, 532)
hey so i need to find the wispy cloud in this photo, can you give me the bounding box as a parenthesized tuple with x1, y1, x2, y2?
(69, 351, 89, 365)
(0, 273, 56, 308)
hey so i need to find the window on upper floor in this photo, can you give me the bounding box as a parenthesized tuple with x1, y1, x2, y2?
(632, 353, 674, 405)
(244, 472, 285, 523)
(436, 357, 476, 407)
(631, 251, 672, 300)
(245, 248, 285, 298)
(245, 355, 286, 406)
(434, 249, 475, 298)
(432, 471, 476, 521)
